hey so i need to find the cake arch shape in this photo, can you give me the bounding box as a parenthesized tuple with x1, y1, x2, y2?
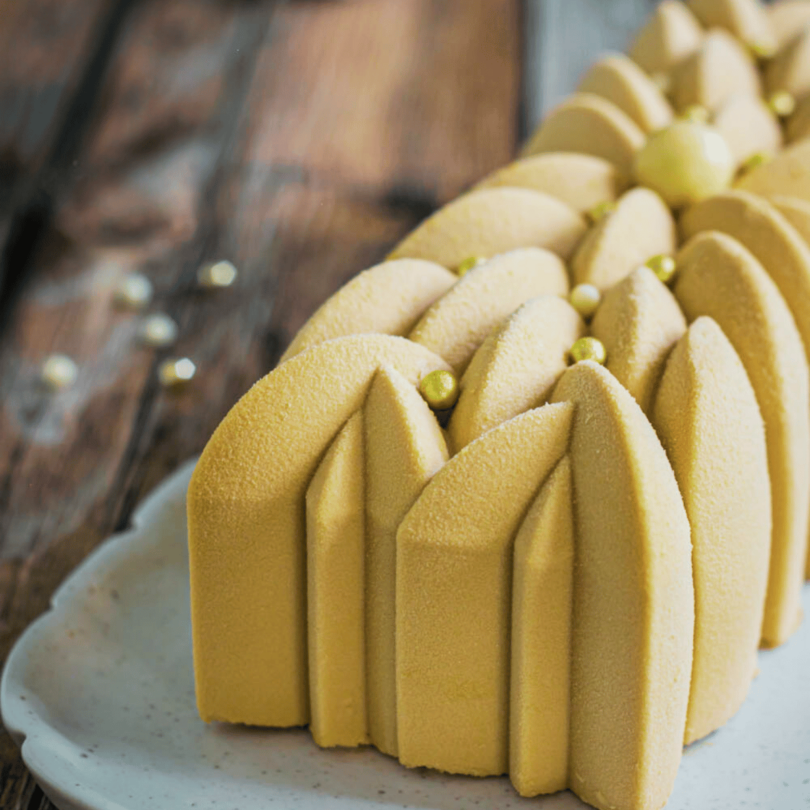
(475, 152, 628, 215)
(590, 265, 687, 415)
(670, 28, 762, 113)
(510, 455, 574, 797)
(550, 361, 693, 810)
(765, 25, 810, 99)
(687, 0, 776, 51)
(395, 401, 574, 778)
(577, 52, 674, 134)
(654, 316, 772, 745)
(188, 334, 450, 728)
(674, 231, 810, 646)
(387, 186, 586, 267)
(713, 93, 783, 167)
(571, 186, 676, 291)
(448, 294, 584, 452)
(363, 364, 449, 757)
(279, 258, 456, 363)
(522, 93, 646, 179)
(629, 0, 704, 75)
(770, 0, 810, 50)
(736, 137, 810, 202)
(305, 411, 368, 748)
(771, 194, 810, 245)
(681, 189, 810, 379)
(407, 247, 569, 373)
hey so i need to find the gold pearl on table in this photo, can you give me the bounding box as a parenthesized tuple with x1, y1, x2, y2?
(197, 260, 238, 289)
(41, 354, 78, 391)
(456, 256, 486, 277)
(680, 104, 710, 124)
(570, 336, 607, 366)
(768, 90, 796, 118)
(633, 120, 735, 208)
(419, 369, 459, 411)
(114, 273, 153, 310)
(645, 254, 677, 284)
(569, 284, 602, 320)
(158, 357, 196, 387)
(139, 313, 179, 348)
(739, 151, 772, 175)
(587, 200, 616, 224)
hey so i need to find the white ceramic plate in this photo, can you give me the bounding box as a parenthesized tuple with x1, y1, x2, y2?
(2, 460, 809, 810)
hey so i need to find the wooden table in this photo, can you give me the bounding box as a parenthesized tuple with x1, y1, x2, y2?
(0, 1, 655, 806)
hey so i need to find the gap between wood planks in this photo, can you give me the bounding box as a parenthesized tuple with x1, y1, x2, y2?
(0, 0, 140, 325)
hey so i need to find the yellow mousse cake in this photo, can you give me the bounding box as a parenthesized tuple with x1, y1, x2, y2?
(188, 1, 810, 808)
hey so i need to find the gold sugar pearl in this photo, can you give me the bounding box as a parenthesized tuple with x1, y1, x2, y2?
(419, 369, 459, 411)
(569, 283, 602, 320)
(114, 273, 153, 310)
(587, 200, 616, 224)
(158, 357, 196, 387)
(645, 254, 677, 284)
(680, 105, 710, 124)
(739, 151, 773, 175)
(749, 40, 776, 62)
(633, 120, 735, 208)
(768, 90, 796, 119)
(570, 337, 607, 366)
(41, 354, 78, 391)
(139, 313, 179, 348)
(198, 260, 238, 289)
(456, 256, 487, 277)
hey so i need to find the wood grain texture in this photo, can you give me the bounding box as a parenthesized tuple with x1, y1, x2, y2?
(0, 1, 274, 803)
(251, 0, 521, 202)
(0, 1, 524, 807)
(0, 0, 113, 175)
(0, 0, 137, 316)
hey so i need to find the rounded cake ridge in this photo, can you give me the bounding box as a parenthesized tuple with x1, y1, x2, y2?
(188, 3, 810, 810)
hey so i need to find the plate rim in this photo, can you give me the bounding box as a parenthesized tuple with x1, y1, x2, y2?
(2, 457, 808, 810)
(0, 458, 198, 810)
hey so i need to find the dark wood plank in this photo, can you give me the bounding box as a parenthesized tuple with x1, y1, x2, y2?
(0, 0, 276, 804)
(0, 0, 137, 315)
(0, 2, 523, 807)
(0, 0, 114, 181)
(252, 0, 521, 203)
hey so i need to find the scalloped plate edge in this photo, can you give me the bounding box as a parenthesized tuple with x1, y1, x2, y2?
(0, 459, 197, 810)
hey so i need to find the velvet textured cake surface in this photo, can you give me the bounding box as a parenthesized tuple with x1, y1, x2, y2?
(188, 2, 810, 808)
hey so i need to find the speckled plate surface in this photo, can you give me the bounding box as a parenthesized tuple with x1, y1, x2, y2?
(2, 460, 809, 810)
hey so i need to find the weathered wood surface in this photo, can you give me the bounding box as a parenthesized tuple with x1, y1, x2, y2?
(0, 1, 524, 807)
(0, 0, 113, 179)
(0, 0, 127, 303)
